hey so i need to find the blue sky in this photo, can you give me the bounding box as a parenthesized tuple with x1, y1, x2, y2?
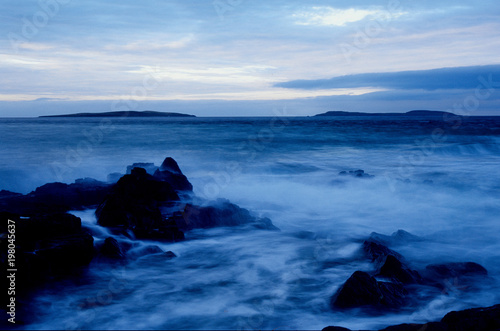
(0, 0, 499, 116)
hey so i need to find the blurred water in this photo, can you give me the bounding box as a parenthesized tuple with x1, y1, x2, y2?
(1, 116, 500, 330)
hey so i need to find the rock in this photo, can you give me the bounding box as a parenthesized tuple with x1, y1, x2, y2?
(441, 304, 500, 331)
(369, 230, 422, 246)
(153, 157, 193, 192)
(323, 304, 500, 331)
(127, 244, 164, 260)
(322, 327, 353, 331)
(126, 163, 158, 175)
(0, 212, 95, 290)
(0, 190, 22, 198)
(339, 169, 374, 178)
(363, 241, 404, 266)
(379, 322, 447, 331)
(425, 262, 488, 279)
(378, 255, 422, 285)
(331, 271, 408, 309)
(99, 237, 126, 259)
(96, 167, 183, 242)
(175, 199, 278, 231)
(0, 178, 112, 215)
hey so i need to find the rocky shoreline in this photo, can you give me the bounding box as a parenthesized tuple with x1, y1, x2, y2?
(1, 157, 498, 330)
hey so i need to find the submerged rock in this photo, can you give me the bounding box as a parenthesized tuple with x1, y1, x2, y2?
(369, 230, 422, 246)
(99, 237, 126, 259)
(425, 262, 488, 279)
(339, 169, 374, 178)
(331, 271, 408, 309)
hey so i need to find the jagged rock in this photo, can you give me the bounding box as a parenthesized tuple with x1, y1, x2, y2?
(96, 167, 183, 241)
(100, 237, 126, 259)
(153, 157, 193, 192)
(331, 271, 408, 309)
(126, 163, 158, 175)
(378, 255, 422, 284)
(363, 240, 404, 266)
(369, 230, 422, 246)
(379, 322, 447, 331)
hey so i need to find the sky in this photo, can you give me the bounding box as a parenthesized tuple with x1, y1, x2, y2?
(0, 0, 499, 116)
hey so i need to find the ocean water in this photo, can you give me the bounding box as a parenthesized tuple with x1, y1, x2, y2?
(1, 116, 500, 330)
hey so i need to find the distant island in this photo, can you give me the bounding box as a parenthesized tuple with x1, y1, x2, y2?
(314, 110, 458, 117)
(40, 111, 196, 118)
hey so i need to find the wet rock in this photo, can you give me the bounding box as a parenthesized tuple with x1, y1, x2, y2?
(369, 230, 422, 246)
(99, 237, 126, 259)
(379, 322, 447, 331)
(126, 162, 158, 175)
(331, 271, 408, 309)
(96, 167, 183, 241)
(176, 199, 278, 231)
(441, 304, 500, 331)
(127, 244, 164, 260)
(378, 255, 422, 284)
(425, 262, 487, 279)
(339, 169, 374, 178)
(322, 327, 353, 331)
(153, 157, 193, 192)
(363, 240, 404, 266)
(0, 178, 112, 215)
(1, 212, 94, 291)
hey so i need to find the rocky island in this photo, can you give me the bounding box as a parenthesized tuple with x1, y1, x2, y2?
(40, 110, 196, 118)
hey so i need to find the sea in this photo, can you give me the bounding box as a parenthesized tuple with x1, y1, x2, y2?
(1, 115, 500, 330)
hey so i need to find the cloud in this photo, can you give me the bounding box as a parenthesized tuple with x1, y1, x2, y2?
(292, 6, 406, 27)
(274, 64, 500, 90)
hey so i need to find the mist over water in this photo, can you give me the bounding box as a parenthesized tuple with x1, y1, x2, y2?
(1, 116, 500, 330)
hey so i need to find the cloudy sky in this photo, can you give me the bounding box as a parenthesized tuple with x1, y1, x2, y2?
(1, 0, 499, 116)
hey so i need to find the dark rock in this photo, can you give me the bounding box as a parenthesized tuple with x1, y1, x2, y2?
(378, 255, 422, 284)
(0, 178, 112, 215)
(322, 327, 353, 331)
(0, 190, 22, 198)
(96, 168, 183, 241)
(369, 230, 422, 246)
(441, 304, 500, 331)
(127, 244, 164, 260)
(339, 169, 374, 178)
(126, 163, 158, 175)
(153, 157, 193, 192)
(100, 237, 126, 259)
(176, 199, 277, 231)
(425, 262, 487, 279)
(331, 271, 408, 309)
(164, 251, 177, 259)
(379, 322, 447, 331)
(363, 241, 404, 266)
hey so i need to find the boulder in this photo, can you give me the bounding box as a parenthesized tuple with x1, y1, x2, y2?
(369, 230, 422, 246)
(127, 244, 164, 260)
(126, 162, 158, 175)
(175, 199, 278, 231)
(425, 262, 488, 279)
(0, 178, 112, 215)
(363, 241, 404, 266)
(378, 255, 422, 285)
(331, 271, 408, 309)
(99, 237, 126, 259)
(153, 157, 193, 192)
(441, 304, 500, 331)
